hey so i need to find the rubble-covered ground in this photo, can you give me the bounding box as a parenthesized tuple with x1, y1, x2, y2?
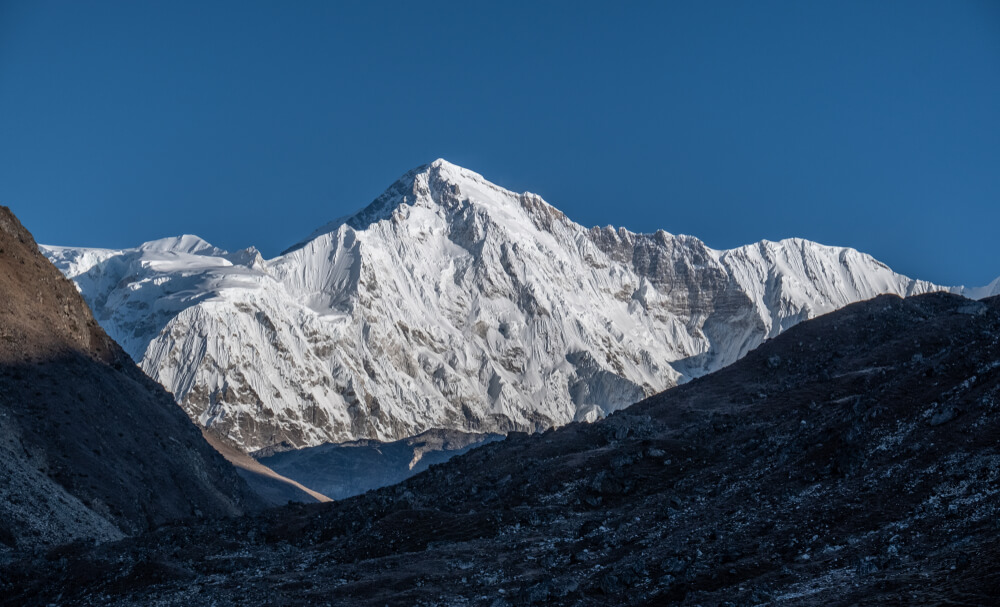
(3, 292, 999, 606)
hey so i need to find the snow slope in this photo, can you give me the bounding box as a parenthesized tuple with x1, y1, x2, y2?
(959, 276, 1000, 300)
(42, 160, 979, 453)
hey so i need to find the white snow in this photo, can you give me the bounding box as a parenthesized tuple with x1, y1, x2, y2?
(957, 275, 1000, 300)
(41, 159, 987, 453)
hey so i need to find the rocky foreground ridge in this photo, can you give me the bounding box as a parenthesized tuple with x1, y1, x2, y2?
(5, 291, 999, 605)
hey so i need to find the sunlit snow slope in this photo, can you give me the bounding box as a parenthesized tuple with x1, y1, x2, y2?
(44, 160, 973, 453)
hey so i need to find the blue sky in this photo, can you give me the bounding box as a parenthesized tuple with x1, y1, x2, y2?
(1, 1, 997, 286)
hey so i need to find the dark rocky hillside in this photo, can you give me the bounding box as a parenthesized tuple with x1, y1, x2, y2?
(3, 291, 1000, 605)
(0, 207, 261, 558)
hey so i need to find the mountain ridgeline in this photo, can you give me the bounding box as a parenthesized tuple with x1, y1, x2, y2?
(0, 207, 261, 556)
(43, 160, 988, 454)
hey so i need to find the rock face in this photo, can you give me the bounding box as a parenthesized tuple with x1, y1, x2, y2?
(6, 292, 999, 605)
(0, 207, 261, 556)
(44, 160, 950, 453)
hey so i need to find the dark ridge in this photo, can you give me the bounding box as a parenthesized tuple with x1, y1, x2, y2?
(0, 206, 263, 557)
(3, 291, 1000, 605)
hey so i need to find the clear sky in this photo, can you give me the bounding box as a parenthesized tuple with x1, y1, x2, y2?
(1, 1, 997, 286)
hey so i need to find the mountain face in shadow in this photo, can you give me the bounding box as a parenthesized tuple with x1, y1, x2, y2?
(0, 207, 262, 557)
(258, 429, 503, 501)
(5, 291, 998, 604)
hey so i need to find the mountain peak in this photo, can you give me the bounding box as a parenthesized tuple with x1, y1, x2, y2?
(283, 159, 567, 254)
(138, 234, 223, 256)
(428, 157, 458, 170)
(349, 158, 531, 227)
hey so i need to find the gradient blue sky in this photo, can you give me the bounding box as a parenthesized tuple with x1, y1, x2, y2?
(1, 1, 997, 286)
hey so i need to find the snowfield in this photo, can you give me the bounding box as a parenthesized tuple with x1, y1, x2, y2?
(42, 160, 984, 453)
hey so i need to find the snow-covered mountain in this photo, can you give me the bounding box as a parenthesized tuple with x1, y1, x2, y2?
(43, 160, 976, 453)
(960, 276, 1000, 300)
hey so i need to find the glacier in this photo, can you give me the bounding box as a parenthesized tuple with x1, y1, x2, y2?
(42, 159, 985, 453)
